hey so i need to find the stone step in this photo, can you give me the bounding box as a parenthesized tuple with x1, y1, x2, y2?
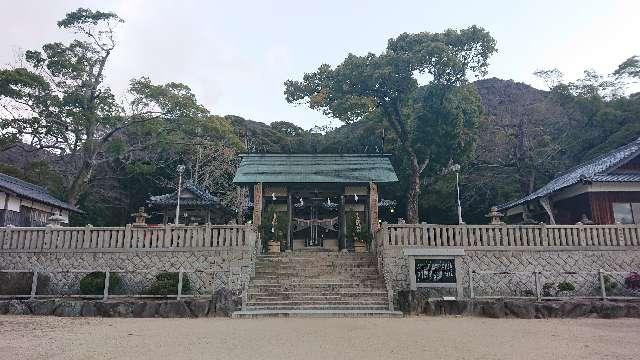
(255, 265, 379, 271)
(248, 287, 387, 296)
(250, 280, 384, 286)
(244, 251, 389, 315)
(232, 309, 403, 318)
(247, 296, 387, 305)
(254, 274, 379, 282)
(247, 300, 388, 307)
(257, 256, 374, 261)
(244, 304, 390, 311)
(249, 282, 385, 288)
(247, 291, 387, 300)
(248, 284, 385, 291)
(255, 263, 376, 269)
(258, 252, 373, 258)
(256, 258, 375, 264)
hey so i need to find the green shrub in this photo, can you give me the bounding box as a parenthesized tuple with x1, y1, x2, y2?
(557, 281, 576, 293)
(144, 272, 191, 295)
(79, 272, 122, 295)
(542, 282, 555, 297)
(603, 274, 618, 293)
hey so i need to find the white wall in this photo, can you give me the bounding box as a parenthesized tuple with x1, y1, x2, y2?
(0, 190, 70, 223)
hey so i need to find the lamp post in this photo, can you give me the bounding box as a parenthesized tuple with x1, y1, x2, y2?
(451, 164, 463, 224)
(174, 165, 186, 225)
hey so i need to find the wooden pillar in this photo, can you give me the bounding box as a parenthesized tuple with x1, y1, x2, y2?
(369, 182, 379, 233)
(252, 182, 263, 226)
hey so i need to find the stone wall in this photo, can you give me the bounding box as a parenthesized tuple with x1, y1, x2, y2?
(377, 223, 640, 302)
(0, 248, 256, 297)
(381, 246, 640, 299)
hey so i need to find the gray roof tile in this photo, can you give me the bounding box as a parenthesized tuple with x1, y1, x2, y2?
(498, 137, 640, 210)
(0, 172, 80, 212)
(148, 182, 221, 207)
(232, 154, 398, 184)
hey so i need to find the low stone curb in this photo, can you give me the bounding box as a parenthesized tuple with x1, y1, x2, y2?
(0, 296, 241, 318)
(397, 291, 640, 319)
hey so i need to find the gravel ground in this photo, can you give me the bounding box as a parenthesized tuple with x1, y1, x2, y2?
(1, 315, 639, 360)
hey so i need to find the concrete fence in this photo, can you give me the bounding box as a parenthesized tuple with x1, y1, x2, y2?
(375, 223, 640, 303)
(379, 223, 640, 248)
(0, 225, 260, 297)
(0, 224, 257, 252)
(0, 268, 218, 300)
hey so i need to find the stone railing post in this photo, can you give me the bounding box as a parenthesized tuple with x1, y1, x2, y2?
(103, 270, 110, 301)
(123, 224, 132, 249)
(534, 270, 541, 301)
(204, 223, 212, 247)
(577, 222, 586, 246)
(540, 223, 548, 247)
(617, 224, 626, 246)
(599, 269, 607, 300)
(41, 225, 51, 249)
(83, 224, 92, 249)
(177, 268, 184, 300)
(30, 271, 39, 300)
(468, 268, 475, 299)
(163, 224, 172, 248)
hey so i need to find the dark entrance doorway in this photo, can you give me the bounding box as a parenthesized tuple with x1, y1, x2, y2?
(291, 190, 339, 249)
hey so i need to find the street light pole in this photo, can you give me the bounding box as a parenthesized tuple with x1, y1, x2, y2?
(451, 164, 463, 225)
(174, 165, 185, 225)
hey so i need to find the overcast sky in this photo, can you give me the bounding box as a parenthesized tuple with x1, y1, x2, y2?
(1, 0, 639, 129)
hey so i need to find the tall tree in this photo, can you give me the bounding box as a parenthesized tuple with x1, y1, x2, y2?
(284, 27, 496, 222)
(0, 8, 209, 206)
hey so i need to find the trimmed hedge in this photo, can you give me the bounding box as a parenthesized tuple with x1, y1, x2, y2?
(79, 272, 122, 295)
(145, 272, 191, 296)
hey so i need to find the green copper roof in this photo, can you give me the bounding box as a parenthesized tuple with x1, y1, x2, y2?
(233, 154, 399, 184)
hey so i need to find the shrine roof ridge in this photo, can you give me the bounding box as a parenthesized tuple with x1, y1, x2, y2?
(233, 153, 399, 184)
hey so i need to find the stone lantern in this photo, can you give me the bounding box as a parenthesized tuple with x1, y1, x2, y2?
(486, 206, 505, 225)
(47, 214, 65, 227)
(131, 207, 150, 227)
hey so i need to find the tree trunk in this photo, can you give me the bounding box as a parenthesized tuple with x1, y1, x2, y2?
(66, 163, 92, 206)
(406, 155, 421, 223)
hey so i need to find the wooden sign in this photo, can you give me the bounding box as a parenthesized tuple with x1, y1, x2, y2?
(414, 258, 456, 284)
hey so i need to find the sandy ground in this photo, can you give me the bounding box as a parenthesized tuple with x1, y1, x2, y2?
(1, 315, 639, 360)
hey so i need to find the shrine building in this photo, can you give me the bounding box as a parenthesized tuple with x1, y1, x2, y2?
(233, 153, 398, 251)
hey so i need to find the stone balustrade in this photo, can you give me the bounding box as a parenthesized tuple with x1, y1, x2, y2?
(378, 223, 640, 249)
(0, 224, 257, 252)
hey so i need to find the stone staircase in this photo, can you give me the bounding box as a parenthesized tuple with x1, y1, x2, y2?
(232, 250, 402, 318)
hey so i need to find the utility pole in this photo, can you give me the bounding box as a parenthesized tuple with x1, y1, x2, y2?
(174, 165, 186, 225)
(451, 164, 463, 224)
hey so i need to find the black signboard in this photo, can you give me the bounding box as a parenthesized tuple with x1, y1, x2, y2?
(415, 258, 456, 284)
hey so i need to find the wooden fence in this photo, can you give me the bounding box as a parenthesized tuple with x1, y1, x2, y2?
(0, 224, 257, 252)
(378, 223, 640, 248)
